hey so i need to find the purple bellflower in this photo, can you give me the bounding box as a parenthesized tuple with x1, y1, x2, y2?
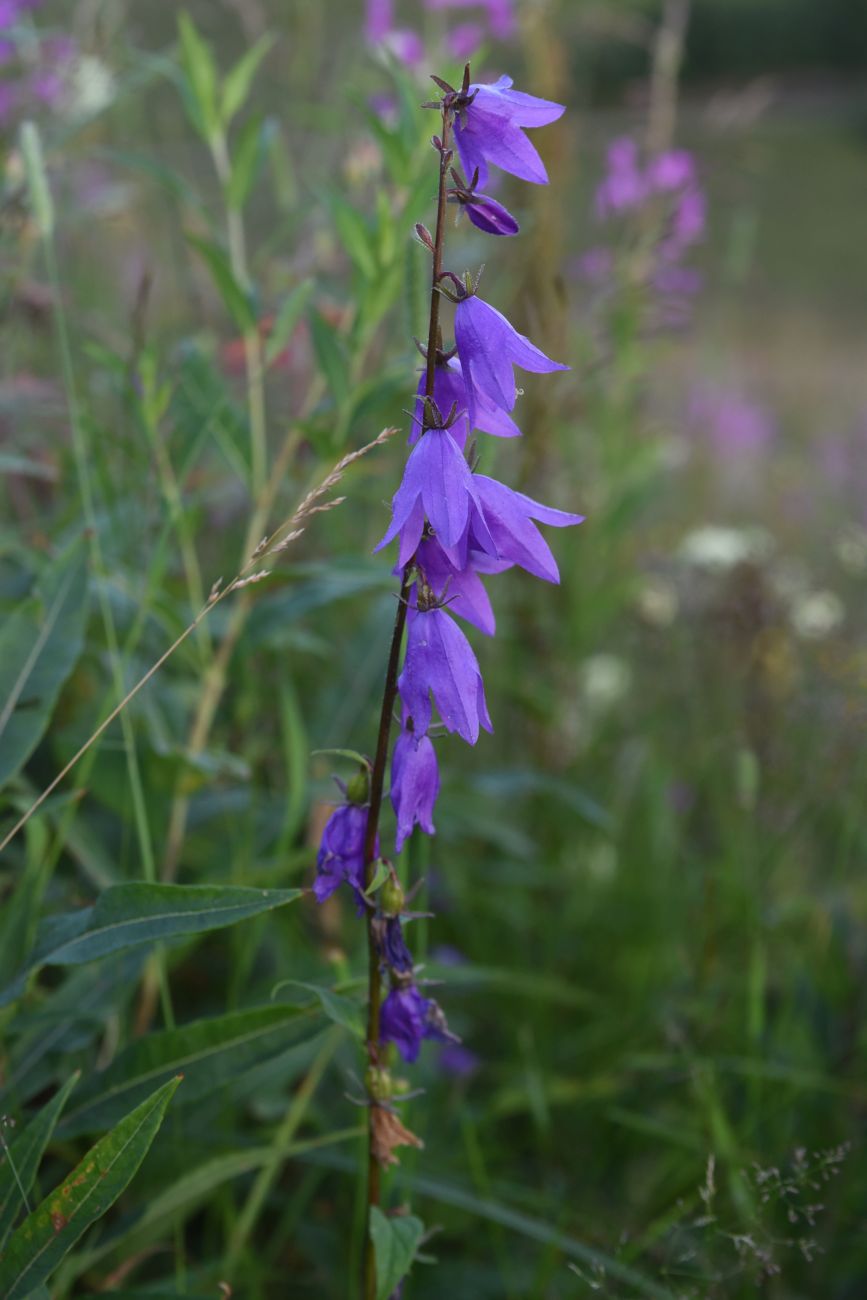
(453, 74, 564, 188)
(377, 916, 415, 973)
(375, 424, 494, 566)
(409, 357, 521, 451)
(313, 802, 377, 903)
(415, 534, 497, 635)
(381, 979, 457, 1062)
(454, 292, 569, 429)
(453, 475, 585, 582)
(399, 601, 492, 745)
(390, 719, 440, 851)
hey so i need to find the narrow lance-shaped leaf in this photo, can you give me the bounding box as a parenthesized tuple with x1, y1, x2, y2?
(186, 231, 256, 334)
(58, 1004, 317, 1137)
(0, 539, 89, 791)
(0, 883, 302, 1009)
(0, 1073, 80, 1247)
(0, 1076, 181, 1300)
(177, 13, 219, 142)
(221, 33, 274, 125)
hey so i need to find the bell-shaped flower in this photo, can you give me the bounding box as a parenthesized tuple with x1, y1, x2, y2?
(380, 979, 457, 1063)
(410, 357, 521, 450)
(453, 74, 564, 188)
(415, 535, 497, 636)
(391, 721, 440, 852)
(375, 426, 494, 567)
(446, 474, 584, 583)
(398, 603, 492, 745)
(454, 293, 568, 430)
(313, 803, 376, 903)
(375, 916, 415, 973)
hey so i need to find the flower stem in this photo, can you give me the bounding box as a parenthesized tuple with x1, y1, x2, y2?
(361, 101, 452, 1300)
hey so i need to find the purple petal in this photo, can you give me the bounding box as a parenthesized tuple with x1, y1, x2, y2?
(465, 194, 520, 237)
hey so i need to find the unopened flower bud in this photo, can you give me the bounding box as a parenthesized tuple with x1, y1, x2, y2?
(346, 765, 370, 805)
(365, 1065, 393, 1102)
(380, 876, 405, 917)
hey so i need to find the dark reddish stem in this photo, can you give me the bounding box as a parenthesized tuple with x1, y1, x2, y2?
(361, 101, 452, 1300)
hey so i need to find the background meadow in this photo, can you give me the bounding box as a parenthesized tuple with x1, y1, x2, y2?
(2, 0, 867, 1296)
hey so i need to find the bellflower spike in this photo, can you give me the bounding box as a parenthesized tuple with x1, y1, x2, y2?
(376, 426, 494, 565)
(313, 803, 376, 903)
(454, 293, 569, 429)
(399, 603, 492, 745)
(391, 721, 440, 851)
(409, 357, 521, 451)
(453, 74, 564, 188)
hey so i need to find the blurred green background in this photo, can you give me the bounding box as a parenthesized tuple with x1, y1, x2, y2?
(2, 0, 867, 1296)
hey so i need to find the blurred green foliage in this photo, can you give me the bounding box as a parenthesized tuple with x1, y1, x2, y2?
(1, 2, 866, 1298)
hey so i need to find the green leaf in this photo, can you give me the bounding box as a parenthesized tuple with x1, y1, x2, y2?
(19, 121, 54, 239)
(221, 34, 274, 124)
(363, 859, 390, 898)
(265, 280, 313, 366)
(0, 884, 302, 1009)
(0, 1076, 181, 1299)
(186, 231, 256, 334)
(330, 194, 377, 280)
(272, 980, 363, 1038)
(177, 13, 219, 141)
(58, 1005, 316, 1136)
(0, 540, 88, 791)
(310, 747, 370, 768)
(0, 1072, 80, 1247)
(226, 113, 273, 212)
(369, 1206, 425, 1300)
(308, 308, 349, 407)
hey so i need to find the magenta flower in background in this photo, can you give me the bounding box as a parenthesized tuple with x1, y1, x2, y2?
(687, 385, 777, 458)
(399, 604, 492, 745)
(446, 22, 484, 60)
(424, 0, 516, 39)
(439, 1042, 481, 1077)
(410, 357, 522, 450)
(454, 292, 569, 427)
(595, 137, 647, 217)
(453, 75, 565, 187)
(391, 721, 440, 851)
(365, 0, 394, 42)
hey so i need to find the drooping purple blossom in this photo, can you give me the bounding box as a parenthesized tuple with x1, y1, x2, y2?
(453, 74, 564, 188)
(456, 189, 519, 237)
(398, 603, 492, 745)
(439, 1042, 481, 1078)
(377, 916, 415, 973)
(454, 292, 569, 429)
(313, 802, 376, 903)
(450, 475, 584, 581)
(390, 720, 440, 851)
(415, 534, 498, 635)
(409, 356, 521, 450)
(375, 425, 494, 565)
(380, 980, 456, 1062)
